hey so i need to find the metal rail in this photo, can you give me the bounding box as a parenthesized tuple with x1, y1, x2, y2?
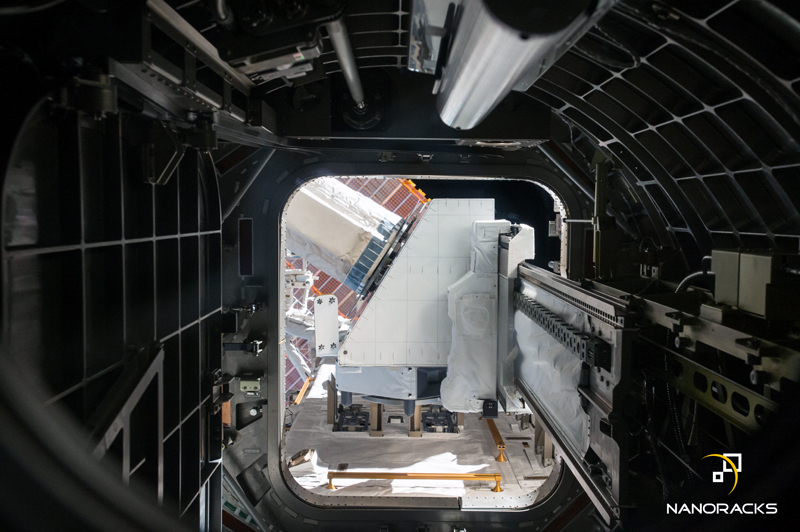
(146, 0, 255, 94)
(221, 148, 275, 221)
(639, 335, 778, 434)
(513, 291, 611, 370)
(223, 465, 270, 532)
(89, 346, 164, 502)
(515, 376, 618, 524)
(326, 472, 503, 492)
(483, 418, 507, 462)
(518, 263, 628, 327)
(591, 279, 800, 390)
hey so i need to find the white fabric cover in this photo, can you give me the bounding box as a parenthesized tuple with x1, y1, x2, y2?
(440, 273, 498, 412)
(440, 220, 507, 412)
(513, 282, 586, 448)
(285, 178, 401, 282)
(501, 224, 534, 277)
(470, 220, 510, 273)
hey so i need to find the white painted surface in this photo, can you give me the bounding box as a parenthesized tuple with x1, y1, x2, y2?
(314, 294, 340, 356)
(340, 199, 494, 367)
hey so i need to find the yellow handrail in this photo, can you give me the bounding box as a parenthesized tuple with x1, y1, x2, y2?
(326, 472, 502, 492)
(294, 376, 314, 404)
(484, 418, 507, 462)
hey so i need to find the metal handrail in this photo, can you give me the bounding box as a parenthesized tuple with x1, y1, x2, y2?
(484, 418, 507, 463)
(326, 472, 502, 492)
(294, 377, 314, 404)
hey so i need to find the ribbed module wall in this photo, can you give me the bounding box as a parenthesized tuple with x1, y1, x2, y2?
(2, 107, 224, 528)
(324, 0, 411, 71)
(246, 0, 800, 268)
(530, 0, 800, 267)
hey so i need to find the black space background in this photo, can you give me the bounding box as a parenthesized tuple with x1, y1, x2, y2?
(412, 179, 561, 270)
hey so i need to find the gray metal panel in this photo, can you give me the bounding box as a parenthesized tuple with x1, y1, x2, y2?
(738, 252, 777, 316)
(712, 249, 740, 307)
(518, 262, 629, 327)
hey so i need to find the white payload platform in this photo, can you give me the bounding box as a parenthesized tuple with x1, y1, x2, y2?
(283, 369, 552, 509)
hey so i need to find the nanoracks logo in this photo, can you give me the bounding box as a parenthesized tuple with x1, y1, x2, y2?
(666, 452, 778, 515)
(666, 502, 778, 515)
(705, 453, 741, 495)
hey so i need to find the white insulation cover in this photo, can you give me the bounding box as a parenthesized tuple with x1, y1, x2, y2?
(439, 220, 509, 412)
(513, 282, 587, 449)
(470, 220, 511, 274)
(285, 178, 401, 283)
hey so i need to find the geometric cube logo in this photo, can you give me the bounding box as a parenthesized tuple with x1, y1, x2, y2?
(704, 453, 742, 495)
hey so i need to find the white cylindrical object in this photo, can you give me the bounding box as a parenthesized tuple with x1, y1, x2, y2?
(285, 178, 403, 292)
(437, 0, 604, 130)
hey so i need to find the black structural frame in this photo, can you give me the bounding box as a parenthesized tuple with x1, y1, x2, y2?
(220, 152, 590, 531)
(1, 95, 224, 530)
(3, 0, 800, 531)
